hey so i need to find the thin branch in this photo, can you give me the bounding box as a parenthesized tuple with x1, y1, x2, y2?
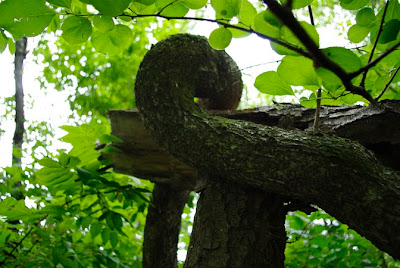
(349, 40, 400, 79)
(375, 64, 400, 101)
(120, 13, 312, 58)
(308, 5, 320, 133)
(239, 60, 282, 71)
(313, 88, 322, 133)
(360, 0, 390, 88)
(308, 5, 315, 26)
(9, 227, 33, 256)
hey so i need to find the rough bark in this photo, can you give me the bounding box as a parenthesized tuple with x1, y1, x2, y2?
(12, 37, 27, 166)
(143, 184, 190, 268)
(108, 101, 400, 180)
(134, 34, 400, 258)
(185, 178, 286, 268)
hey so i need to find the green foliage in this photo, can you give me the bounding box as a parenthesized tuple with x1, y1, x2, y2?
(0, 0, 397, 104)
(0, 122, 153, 267)
(0, 0, 55, 37)
(1, 0, 400, 266)
(61, 17, 92, 44)
(254, 71, 294, 95)
(209, 27, 232, 49)
(285, 210, 400, 267)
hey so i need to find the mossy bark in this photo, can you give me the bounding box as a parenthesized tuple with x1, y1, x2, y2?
(135, 34, 400, 258)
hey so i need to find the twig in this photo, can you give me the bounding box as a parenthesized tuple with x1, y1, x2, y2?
(120, 13, 312, 58)
(349, 40, 400, 79)
(308, 5, 315, 26)
(375, 65, 400, 101)
(360, 0, 390, 88)
(9, 227, 33, 256)
(307, 5, 321, 133)
(239, 60, 282, 71)
(313, 88, 322, 133)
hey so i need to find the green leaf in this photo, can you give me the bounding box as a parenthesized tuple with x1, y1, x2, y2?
(101, 228, 111, 244)
(340, 0, 369, 10)
(91, 0, 131, 16)
(93, 16, 114, 33)
(254, 71, 294, 95)
(61, 17, 92, 44)
(155, 0, 189, 16)
(277, 56, 320, 86)
(110, 231, 119, 248)
(181, 0, 207, 9)
(38, 157, 60, 168)
(133, 0, 157, 6)
(0, 0, 55, 37)
(0, 31, 7, 53)
(253, 11, 280, 38)
(348, 24, 370, 43)
(7, 38, 15, 54)
(112, 212, 123, 231)
(230, 25, 251, 38)
(99, 134, 123, 144)
(322, 47, 361, 72)
(238, 0, 257, 25)
(356, 8, 376, 26)
(280, 0, 313, 9)
(90, 222, 103, 239)
(380, 0, 400, 21)
(91, 24, 133, 55)
(211, 0, 241, 19)
(263, 9, 282, 28)
(379, 19, 400, 44)
(316, 68, 343, 92)
(209, 27, 232, 50)
(281, 21, 319, 48)
(0, 197, 44, 222)
(46, 0, 71, 8)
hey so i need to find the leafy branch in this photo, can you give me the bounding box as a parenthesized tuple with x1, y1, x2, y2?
(262, 0, 377, 104)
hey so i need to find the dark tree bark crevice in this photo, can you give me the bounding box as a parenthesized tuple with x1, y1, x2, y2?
(134, 34, 400, 258)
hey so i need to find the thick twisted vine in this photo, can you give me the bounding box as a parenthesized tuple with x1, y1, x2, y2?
(135, 34, 400, 258)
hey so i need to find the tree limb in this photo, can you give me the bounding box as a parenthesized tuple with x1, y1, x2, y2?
(134, 34, 400, 258)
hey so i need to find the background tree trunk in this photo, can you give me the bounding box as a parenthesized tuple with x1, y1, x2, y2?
(10, 37, 27, 201)
(12, 37, 27, 166)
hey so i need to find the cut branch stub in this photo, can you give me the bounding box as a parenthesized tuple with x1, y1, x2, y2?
(135, 34, 400, 258)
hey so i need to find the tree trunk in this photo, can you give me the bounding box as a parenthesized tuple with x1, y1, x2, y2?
(143, 184, 190, 268)
(185, 178, 286, 268)
(12, 37, 27, 166)
(134, 34, 400, 258)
